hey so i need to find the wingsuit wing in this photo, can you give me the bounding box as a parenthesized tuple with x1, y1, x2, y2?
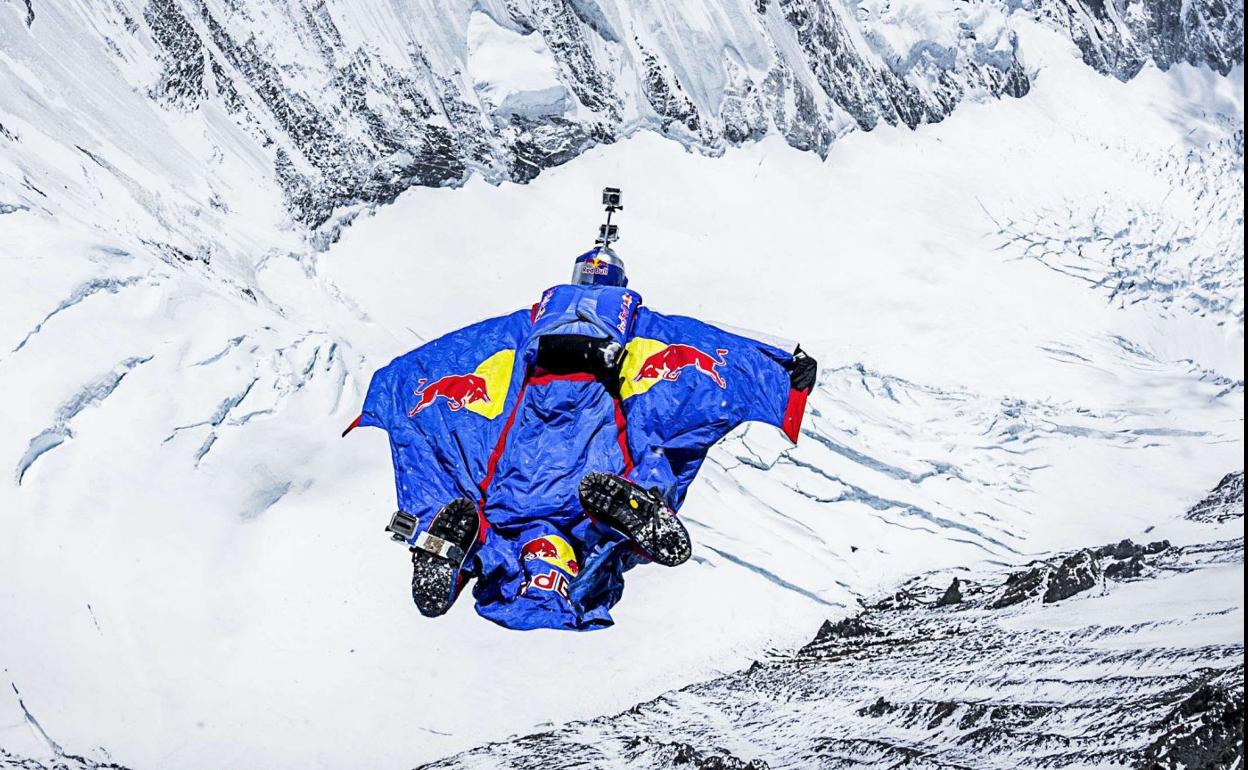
(349, 287, 812, 632)
(619, 308, 811, 508)
(354, 310, 531, 535)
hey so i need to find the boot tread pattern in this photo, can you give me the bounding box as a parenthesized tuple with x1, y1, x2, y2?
(579, 473, 691, 567)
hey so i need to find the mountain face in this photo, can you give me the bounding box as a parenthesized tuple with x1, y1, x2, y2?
(0, 2, 1243, 769)
(418, 476, 1245, 770)
(2, 0, 1241, 236)
(1188, 472, 1246, 523)
(1037, 0, 1244, 80)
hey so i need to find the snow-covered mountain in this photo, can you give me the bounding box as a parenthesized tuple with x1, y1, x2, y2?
(1, 0, 1242, 238)
(0, 1, 1243, 768)
(421, 481, 1245, 770)
(8, 482, 1242, 769)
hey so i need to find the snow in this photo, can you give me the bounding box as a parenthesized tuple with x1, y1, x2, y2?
(466, 11, 573, 120)
(421, 538, 1245, 769)
(0, 11, 1243, 770)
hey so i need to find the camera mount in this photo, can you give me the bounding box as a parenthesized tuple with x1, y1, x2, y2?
(596, 187, 622, 246)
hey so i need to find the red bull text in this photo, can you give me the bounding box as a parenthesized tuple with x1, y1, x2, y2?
(519, 535, 580, 601)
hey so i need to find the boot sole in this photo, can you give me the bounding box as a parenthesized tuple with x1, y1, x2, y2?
(579, 473, 691, 567)
(411, 499, 479, 617)
(411, 551, 459, 617)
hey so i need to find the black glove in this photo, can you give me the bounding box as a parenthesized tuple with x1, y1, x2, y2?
(789, 346, 817, 392)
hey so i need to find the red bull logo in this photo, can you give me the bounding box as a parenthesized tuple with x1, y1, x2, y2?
(407, 350, 515, 420)
(633, 343, 729, 389)
(520, 534, 580, 577)
(408, 373, 491, 416)
(520, 534, 579, 602)
(584, 257, 609, 276)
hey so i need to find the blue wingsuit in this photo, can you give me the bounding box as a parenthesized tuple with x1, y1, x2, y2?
(356, 284, 808, 630)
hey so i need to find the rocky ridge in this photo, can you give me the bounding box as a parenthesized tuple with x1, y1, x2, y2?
(2, 0, 1242, 237)
(413, 472, 1245, 770)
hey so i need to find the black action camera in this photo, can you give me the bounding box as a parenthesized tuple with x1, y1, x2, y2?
(386, 510, 419, 542)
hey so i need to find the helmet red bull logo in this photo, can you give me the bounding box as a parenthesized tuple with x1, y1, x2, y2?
(571, 248, 627, 288)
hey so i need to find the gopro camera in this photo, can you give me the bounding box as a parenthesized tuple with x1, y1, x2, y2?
(602, 187, 622, 210)
(386, 510, 419, 542)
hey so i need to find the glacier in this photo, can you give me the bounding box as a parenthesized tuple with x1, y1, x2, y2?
(0, 0, 1244, 768)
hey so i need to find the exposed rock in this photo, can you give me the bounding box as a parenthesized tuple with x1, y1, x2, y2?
(802, 615, 882, 653)
(870, 589, 921, 611)
(31, 0, 1236, 232)
(1044, 549, 1100, 603)
(0, 746, 134, 769)
(988, 564, 1049, 608)
(1105, 554, 1147, 580)
(636, 44, 703, 137)
(1139, 677, 1245, 770)
(1186, 471, 1245, 523)
(926, 701, 959, 729)
(1034, 0, 1244, 81)
(413, 536, 1244, 770)
(144, 0, 206, 109)
(622, 736, 770, 770)
(935, 577, 963, 607)
(858, 697, 898, 718)
(991, 538, 1176, 608)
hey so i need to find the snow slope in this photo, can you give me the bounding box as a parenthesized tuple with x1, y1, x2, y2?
(421, 530, 1246, 768)
(0, 11, 1243, 770)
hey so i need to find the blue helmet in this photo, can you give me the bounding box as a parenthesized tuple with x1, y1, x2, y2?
(571, 247, 628, 288)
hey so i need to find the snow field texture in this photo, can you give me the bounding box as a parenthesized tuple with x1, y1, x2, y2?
(0, 8, 1243, 770)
